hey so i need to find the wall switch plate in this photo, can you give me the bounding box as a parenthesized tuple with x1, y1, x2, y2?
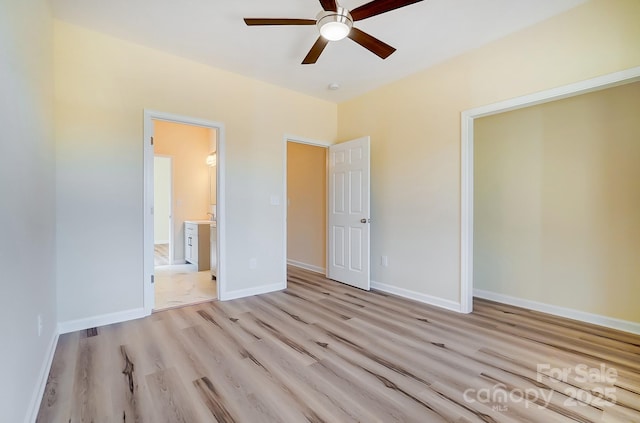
(381, 256, 389, 267)
(270, 195, 280, 206)
(249, 258, 257, 269)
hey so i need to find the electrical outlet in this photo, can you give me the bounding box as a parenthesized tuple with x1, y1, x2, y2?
(37, 314, 43, 337)
(249, 258, 257, 269)
(381, 255, 389, 267)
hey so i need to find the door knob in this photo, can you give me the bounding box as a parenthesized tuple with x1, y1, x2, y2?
(360, 218, 368, 223)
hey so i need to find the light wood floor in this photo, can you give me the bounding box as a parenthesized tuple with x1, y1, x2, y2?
(37, 267, 640, 422)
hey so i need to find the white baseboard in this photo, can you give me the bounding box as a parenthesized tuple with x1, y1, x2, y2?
(25, 329, 59, 423)
(57, 307, 147, 334)
(474, 289, 640, 335)
(155, 260, 186, 268)
(154, 240, 169, 245)
(287, 259, 325, 274)
(371, 280, 462, 313)
(220, 282, 285, 301)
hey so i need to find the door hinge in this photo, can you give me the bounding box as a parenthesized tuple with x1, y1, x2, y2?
(150, 136, 154, 146)
(151, 275, 155, 284)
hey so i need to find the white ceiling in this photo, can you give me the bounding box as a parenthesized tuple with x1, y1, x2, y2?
(50, 0, 587, 103)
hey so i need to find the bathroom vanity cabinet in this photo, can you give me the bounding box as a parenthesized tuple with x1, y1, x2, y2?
(210, 223, 217, 279)
(184, 221, 211, 271)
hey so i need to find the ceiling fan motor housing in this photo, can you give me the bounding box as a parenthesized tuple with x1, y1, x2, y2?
(316, 7, 353, 41)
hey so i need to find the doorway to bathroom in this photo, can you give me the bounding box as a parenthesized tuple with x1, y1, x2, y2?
(152, 120, 217, 311)
(144, 110, 225, 313)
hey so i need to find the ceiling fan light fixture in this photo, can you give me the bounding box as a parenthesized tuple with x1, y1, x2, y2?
(317, 7, 353, 41)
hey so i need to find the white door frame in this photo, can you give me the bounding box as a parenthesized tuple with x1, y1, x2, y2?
(460, 66, 640, 314)
(282, 134, 332, 281)
(143, 110, 226, 314)
(153, 154, 174, 264)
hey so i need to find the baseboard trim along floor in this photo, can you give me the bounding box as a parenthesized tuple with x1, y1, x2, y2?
(474, 289, 640, 335)
(26, 330, 59, 423)
(220, 282, 286, 301)
(57, 307, 147, 335)
(372, 280, 462, 313)
(287, 259, 325, 275)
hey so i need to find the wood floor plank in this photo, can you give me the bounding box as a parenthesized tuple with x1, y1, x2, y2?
(145, 367, 205, 423)
(37, 266, 640, 423)
(109, 344, 148, 423)
(309, 358, 419, 423)
(247, 336, 381, 423)
(70, 335, 113, 422)
(182, 322, 310, 423)
(36, 332, 79, 423)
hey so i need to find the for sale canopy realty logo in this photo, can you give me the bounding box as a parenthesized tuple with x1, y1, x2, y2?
(462, 363, 618, 412)
(536, 363, 618, 408)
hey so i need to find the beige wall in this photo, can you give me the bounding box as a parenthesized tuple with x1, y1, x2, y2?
(474, 82, 640, 322)
(287, 142, 327, 270)
(338, 0, 640, 308)
(54, 21, 337, 322)
(0, 0, 57, 420)
(154, 120, 211, 261)
(51, 0, 640, 324)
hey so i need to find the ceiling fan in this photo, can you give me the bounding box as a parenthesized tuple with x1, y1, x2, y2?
(244, 0, 424, 64)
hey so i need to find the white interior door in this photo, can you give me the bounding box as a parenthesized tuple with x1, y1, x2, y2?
(328, 136, 370, 290)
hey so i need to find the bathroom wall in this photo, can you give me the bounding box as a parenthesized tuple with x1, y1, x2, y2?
(154, 120, 211, 262)
(153, 156, 171, 244)
(209, 129, 217, 210)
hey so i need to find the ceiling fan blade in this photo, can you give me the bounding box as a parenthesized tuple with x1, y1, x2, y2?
(351, 0, 423, 21)
(244, 18, 316, 26)
(347, 27, 396, 59)
(319, 0, 338, 11)
(302, 37, 330, 64)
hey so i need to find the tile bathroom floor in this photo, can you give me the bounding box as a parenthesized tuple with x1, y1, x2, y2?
(154, 264, 217, 311)
(154, 243, 170, 266)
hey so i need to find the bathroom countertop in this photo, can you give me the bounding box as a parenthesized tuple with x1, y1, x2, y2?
(185, 220, 216, 227)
